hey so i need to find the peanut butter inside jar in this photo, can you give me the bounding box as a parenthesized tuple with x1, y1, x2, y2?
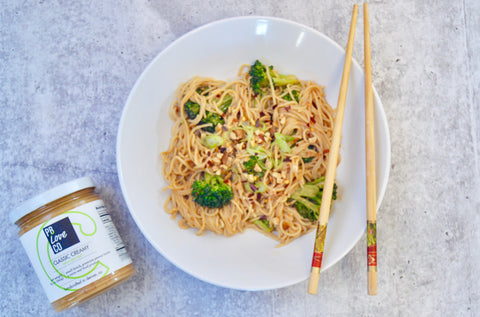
(11, 177, 135, 312)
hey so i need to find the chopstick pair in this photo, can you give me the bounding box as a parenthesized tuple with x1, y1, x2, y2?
(307, 3, 378, 295)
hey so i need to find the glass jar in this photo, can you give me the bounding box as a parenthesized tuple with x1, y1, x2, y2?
(10, 177, 135, 312)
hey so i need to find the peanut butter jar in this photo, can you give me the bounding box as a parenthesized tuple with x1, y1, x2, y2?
(10, 177, 135, 312)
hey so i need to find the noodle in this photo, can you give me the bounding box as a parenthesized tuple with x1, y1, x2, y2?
(161, 63, 336, 246)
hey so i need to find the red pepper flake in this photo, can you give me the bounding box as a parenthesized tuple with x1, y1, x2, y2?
(256, 193, 262, 200)
(323, 149, 330, 154)
(285, 106, 291, 111)
(272, 104, 278, 110)
(310, 116, 317, 124)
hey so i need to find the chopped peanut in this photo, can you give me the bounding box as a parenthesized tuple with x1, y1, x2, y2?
(235, 143, 244, 151)
(265, 160, 273, 170)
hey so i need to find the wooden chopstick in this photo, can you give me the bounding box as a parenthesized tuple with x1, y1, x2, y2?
(307, 4, 359, 295)
(363, 2, 378, 296)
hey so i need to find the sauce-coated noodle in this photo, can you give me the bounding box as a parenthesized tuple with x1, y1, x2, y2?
(161, 64, 336, 246)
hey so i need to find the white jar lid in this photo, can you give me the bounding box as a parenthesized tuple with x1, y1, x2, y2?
(10, 176, 96, 224)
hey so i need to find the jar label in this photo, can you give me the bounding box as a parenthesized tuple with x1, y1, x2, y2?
(20, 200, 132, 303)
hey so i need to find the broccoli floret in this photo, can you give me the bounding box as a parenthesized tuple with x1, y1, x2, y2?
(243, 155, 265, 177)
(185, 100, 224, 133)
(248, 60, 268, 95)
(252, 218, 273, 232)
(283, 90, 299, 102)
(249, 60, 298, 95)
(184, 100, 200, 120)
(290, 177, 338, 222)
(243, 156, 256, 173)
(199, 111, 224, 133)
(192, 173, 233, 209)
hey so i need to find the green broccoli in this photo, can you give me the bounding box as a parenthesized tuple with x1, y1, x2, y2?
(302, 145, 317, 163)
(184, 100, 200, 120)
(184, 100, 224, 133)
(243, 155, 266, 177)
(199, 112, 224, 133)
(217, 94, 233, 113)
(192, 172, 233, 209)
(196, 86, 209, 95)
(290, 177, 338, 222)
(249, 60, 298, 95)
(283, 90, 300, 102)
(252, 218, 273, 232)
(302, 157, 314, 163)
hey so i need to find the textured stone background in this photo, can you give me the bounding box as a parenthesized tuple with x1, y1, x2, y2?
(1, 0, 479, 316)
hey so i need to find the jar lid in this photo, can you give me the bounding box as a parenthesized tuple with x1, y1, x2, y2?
(10, 176, 96, 224)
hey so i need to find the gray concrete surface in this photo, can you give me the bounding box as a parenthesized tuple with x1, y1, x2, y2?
(1, 0, 479, 316)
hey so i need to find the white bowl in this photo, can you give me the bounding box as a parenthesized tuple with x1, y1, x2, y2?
(117, 16, 391, 290)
